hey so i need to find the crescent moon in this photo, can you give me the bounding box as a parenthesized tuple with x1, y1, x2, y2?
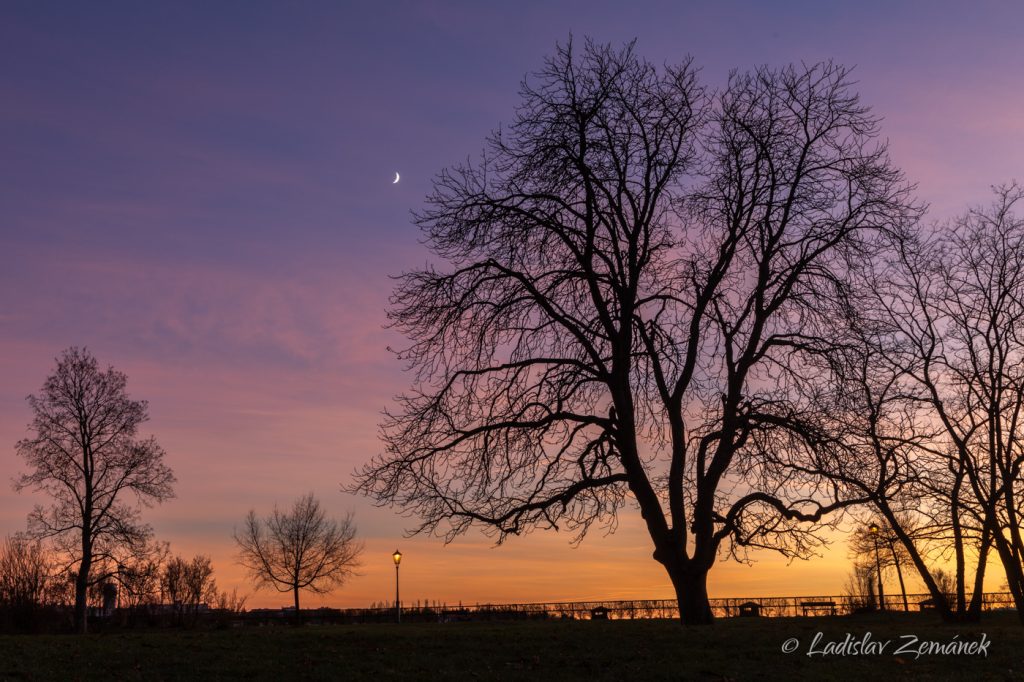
(392, 172, 400, 184)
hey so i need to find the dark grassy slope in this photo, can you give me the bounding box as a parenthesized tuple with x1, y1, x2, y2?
(1, 612, 1021, 681)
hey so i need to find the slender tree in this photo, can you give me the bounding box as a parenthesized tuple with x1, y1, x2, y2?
(812, 329, 958, 617)
(354, 39, 918, 623)
(941, 185, 1024, 622)
(847, 519, 919, 611)
(818, 184, 1024, 623)
(883, 185, 1024, 621)
(14, 347, 175, 633)
(234, 494, 362, 617)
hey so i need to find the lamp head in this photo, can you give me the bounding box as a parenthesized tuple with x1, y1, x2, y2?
(868, 523, 880, 534)
(393, 549, 402, 566)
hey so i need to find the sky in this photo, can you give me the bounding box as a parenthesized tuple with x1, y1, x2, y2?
(2, 1, 1024, 609)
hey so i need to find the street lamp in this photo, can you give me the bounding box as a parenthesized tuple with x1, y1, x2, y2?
(868, 523, 885, 611)
(393, 549, 402, 623)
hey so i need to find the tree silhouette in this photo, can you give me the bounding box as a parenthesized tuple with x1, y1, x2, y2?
(808, 287, 968, 619)
(14, 348, 175, 633)
(842, 561, 878, 612)
(234, 493, 362, 617)
(835, 184, 1024, 622)
(161, 554, 217, 625)
(847, 518, 918, 611)
(355, 39, 919, 624)
(0, 536, 53, 629)
(115, 539, 169, 621)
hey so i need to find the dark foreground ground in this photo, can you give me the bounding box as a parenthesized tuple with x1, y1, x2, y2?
(1, 611, 1023, 681)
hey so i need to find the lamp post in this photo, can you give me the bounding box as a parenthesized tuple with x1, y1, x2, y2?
(868, 523, 885, 611)
(392, 549, 402, 623)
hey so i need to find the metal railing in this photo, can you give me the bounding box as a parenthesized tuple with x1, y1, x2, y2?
(234, 592, 1017, 624)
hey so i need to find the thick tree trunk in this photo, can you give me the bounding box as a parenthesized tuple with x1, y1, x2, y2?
(965, 527, 991, 621)
(991, 531, 1024, 625)
(671, 565, 713, 625)
(73, 565, 90, 634)
(1009, 564, 1024, 626)
(1004, 491, 1024, 624)
(293, 584, 301, 625)
(74, 528, 92, 634)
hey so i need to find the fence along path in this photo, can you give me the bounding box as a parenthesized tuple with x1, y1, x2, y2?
(238, 592, 1017, 624)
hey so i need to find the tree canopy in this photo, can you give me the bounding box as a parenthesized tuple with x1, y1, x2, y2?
(14, 347, 175, 633)
(355, 39, 920, 624)
(235, 493, 362, 614)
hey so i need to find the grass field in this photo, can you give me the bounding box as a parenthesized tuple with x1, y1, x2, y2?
(1, 611, 1022, 680)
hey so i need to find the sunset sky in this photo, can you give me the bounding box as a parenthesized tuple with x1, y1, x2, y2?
(3, 1, 1024, 609)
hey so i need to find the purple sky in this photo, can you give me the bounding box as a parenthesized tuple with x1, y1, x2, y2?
(3, 1, 1024, 607)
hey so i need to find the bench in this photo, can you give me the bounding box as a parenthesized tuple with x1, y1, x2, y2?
(918, 598, 936, 612)
(800, 600, 837, 616)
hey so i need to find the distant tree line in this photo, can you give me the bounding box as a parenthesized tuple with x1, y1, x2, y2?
(0, 533, 245, 632)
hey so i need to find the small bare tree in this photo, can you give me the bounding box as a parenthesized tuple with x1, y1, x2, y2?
(115, 539, 169, 619)
(213, 587, 247, 614)
(931, 567, 958, 609)
(812, 315, 956, 617)
(0, 536, 53, 630)
(847, 519, 917, 611)
(13, 348, 176, 633)
(161, 554, 217, 625)
(842, 562, 878, 612)
(234, 494, 362, 616)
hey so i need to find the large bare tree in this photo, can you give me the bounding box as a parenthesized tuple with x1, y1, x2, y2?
(234, 494, 362, 616)
(14, 347, 175, 633)
(355, 39, 918, 624)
